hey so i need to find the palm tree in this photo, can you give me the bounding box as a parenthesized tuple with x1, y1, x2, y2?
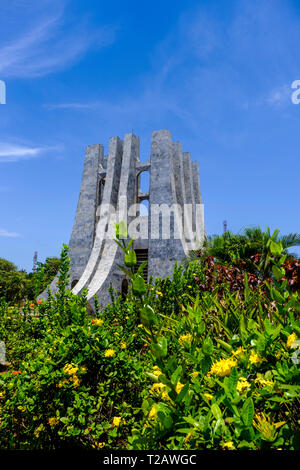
(187, 226, 300, 279)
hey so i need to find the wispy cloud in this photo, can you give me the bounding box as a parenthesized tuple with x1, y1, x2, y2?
(45, 102, 98, 110)
(0, 228, 20, 238)
(0, 143, 61, 162)
(0, 0, 116, 78)
(45, 0, 300, 138)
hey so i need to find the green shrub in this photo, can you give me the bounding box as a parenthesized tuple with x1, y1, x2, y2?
(0, 230, 299, 450)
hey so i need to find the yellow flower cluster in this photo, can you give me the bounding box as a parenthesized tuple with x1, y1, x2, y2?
(104, 349, 115, 357)
(155, 291, 163, 297)
(203, 392, 213, 401)
(222, 441, 235, 450)
(63, 363, 78, 375)
(113, 416, 122, 427)
(92, 318, 104, 327)
(249, 351, 263, 365)
(153, 365, 162, 377)
(48, 417, 59, 427)
(232, 346, 246, 357)
(120, 342, 127, 349)
(236, 377, 251, 394)
(148, 405, 158, 420)
(58, 375, 80, 389)
(34, 423, 45, 438)
(175, 381, 184, 394)
(287, 332, 297, 348)
(58, 363, 81, 388)
(209, 357, 237, 377)
(178, 333, 193, 345)
(92, 441, 105, 449)
(254, 377, 274, 388)
(190, 371, 199, 379)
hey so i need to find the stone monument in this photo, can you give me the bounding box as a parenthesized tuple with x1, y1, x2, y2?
(41, 129, 205, 306)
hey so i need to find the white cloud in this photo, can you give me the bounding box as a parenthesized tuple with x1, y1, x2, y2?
(0, 228, 20, 238)
(0, 1, 116, 78)
(0, 143, 60, 162)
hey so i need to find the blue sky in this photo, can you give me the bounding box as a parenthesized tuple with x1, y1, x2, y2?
(0, 0, 300, 271)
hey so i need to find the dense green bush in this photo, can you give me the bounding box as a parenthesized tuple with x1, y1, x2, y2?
(0, 230, 299, 450)
(0, 256, 60, 305)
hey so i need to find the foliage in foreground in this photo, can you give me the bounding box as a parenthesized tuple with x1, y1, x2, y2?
(0, 229, 299, 450)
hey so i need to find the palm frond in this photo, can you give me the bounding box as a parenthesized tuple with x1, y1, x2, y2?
(280, 233, 300, 249)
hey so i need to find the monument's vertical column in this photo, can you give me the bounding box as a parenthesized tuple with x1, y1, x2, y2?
(72, 137, 123, 294)
(69, 144, 104, 283)
(148, 130, 185, 279)
(192, 161, 202, 204)
(86, 133, 140, 304)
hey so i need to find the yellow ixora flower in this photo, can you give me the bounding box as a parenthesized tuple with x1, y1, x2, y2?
(92, 318, 104, 326)
(203, 392, 213, 401)
(155, 291, 163, 297)
(190, 371, 199, 379)
(287, 332, 297, 349)
(179, 334, 193, 345)
(249, 351, 263, 366)
(104, 349, 115, 357)
(153, 365, 162, 376)
(254, 376, 274, 388)
(34, 424, 45, 438)
(48, 417, 59, 427)
(222, 441, 235, 450)
(150, 382, 166, 393)
(63, 363, 78, 375)
(70, 375, 80, 388)
(92, 441, 105, 449)
(236, 377, 251, 394)
(232, 346, 246, 357)
(120, 342, 127, 349)
(209, 357, 237, 377)
(175, 381, 185, 394)
(148, 405, 158, 420)
(113, 416, 122, 427)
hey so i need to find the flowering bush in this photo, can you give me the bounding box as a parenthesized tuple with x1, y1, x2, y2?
(0, 232, 299, 450)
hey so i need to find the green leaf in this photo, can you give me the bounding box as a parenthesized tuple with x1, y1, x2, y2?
(241, 397, 254, 428)
(244, 273, 250, 302)
(151, 336, 168, 358)
(272, 288, 285, 305)
(124, 250, 137, 267)
(211, 403, 222, 421)
(272, 265, 285, 281)
(115, 221, 128, 239)
(228, 367, 238, 395)
(140, 304, 156, 327)
(269, 240, 283, 257)
(132, 274, 146, 296)
(215, 339, 233, 353)
(202, 336, 214, 355)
